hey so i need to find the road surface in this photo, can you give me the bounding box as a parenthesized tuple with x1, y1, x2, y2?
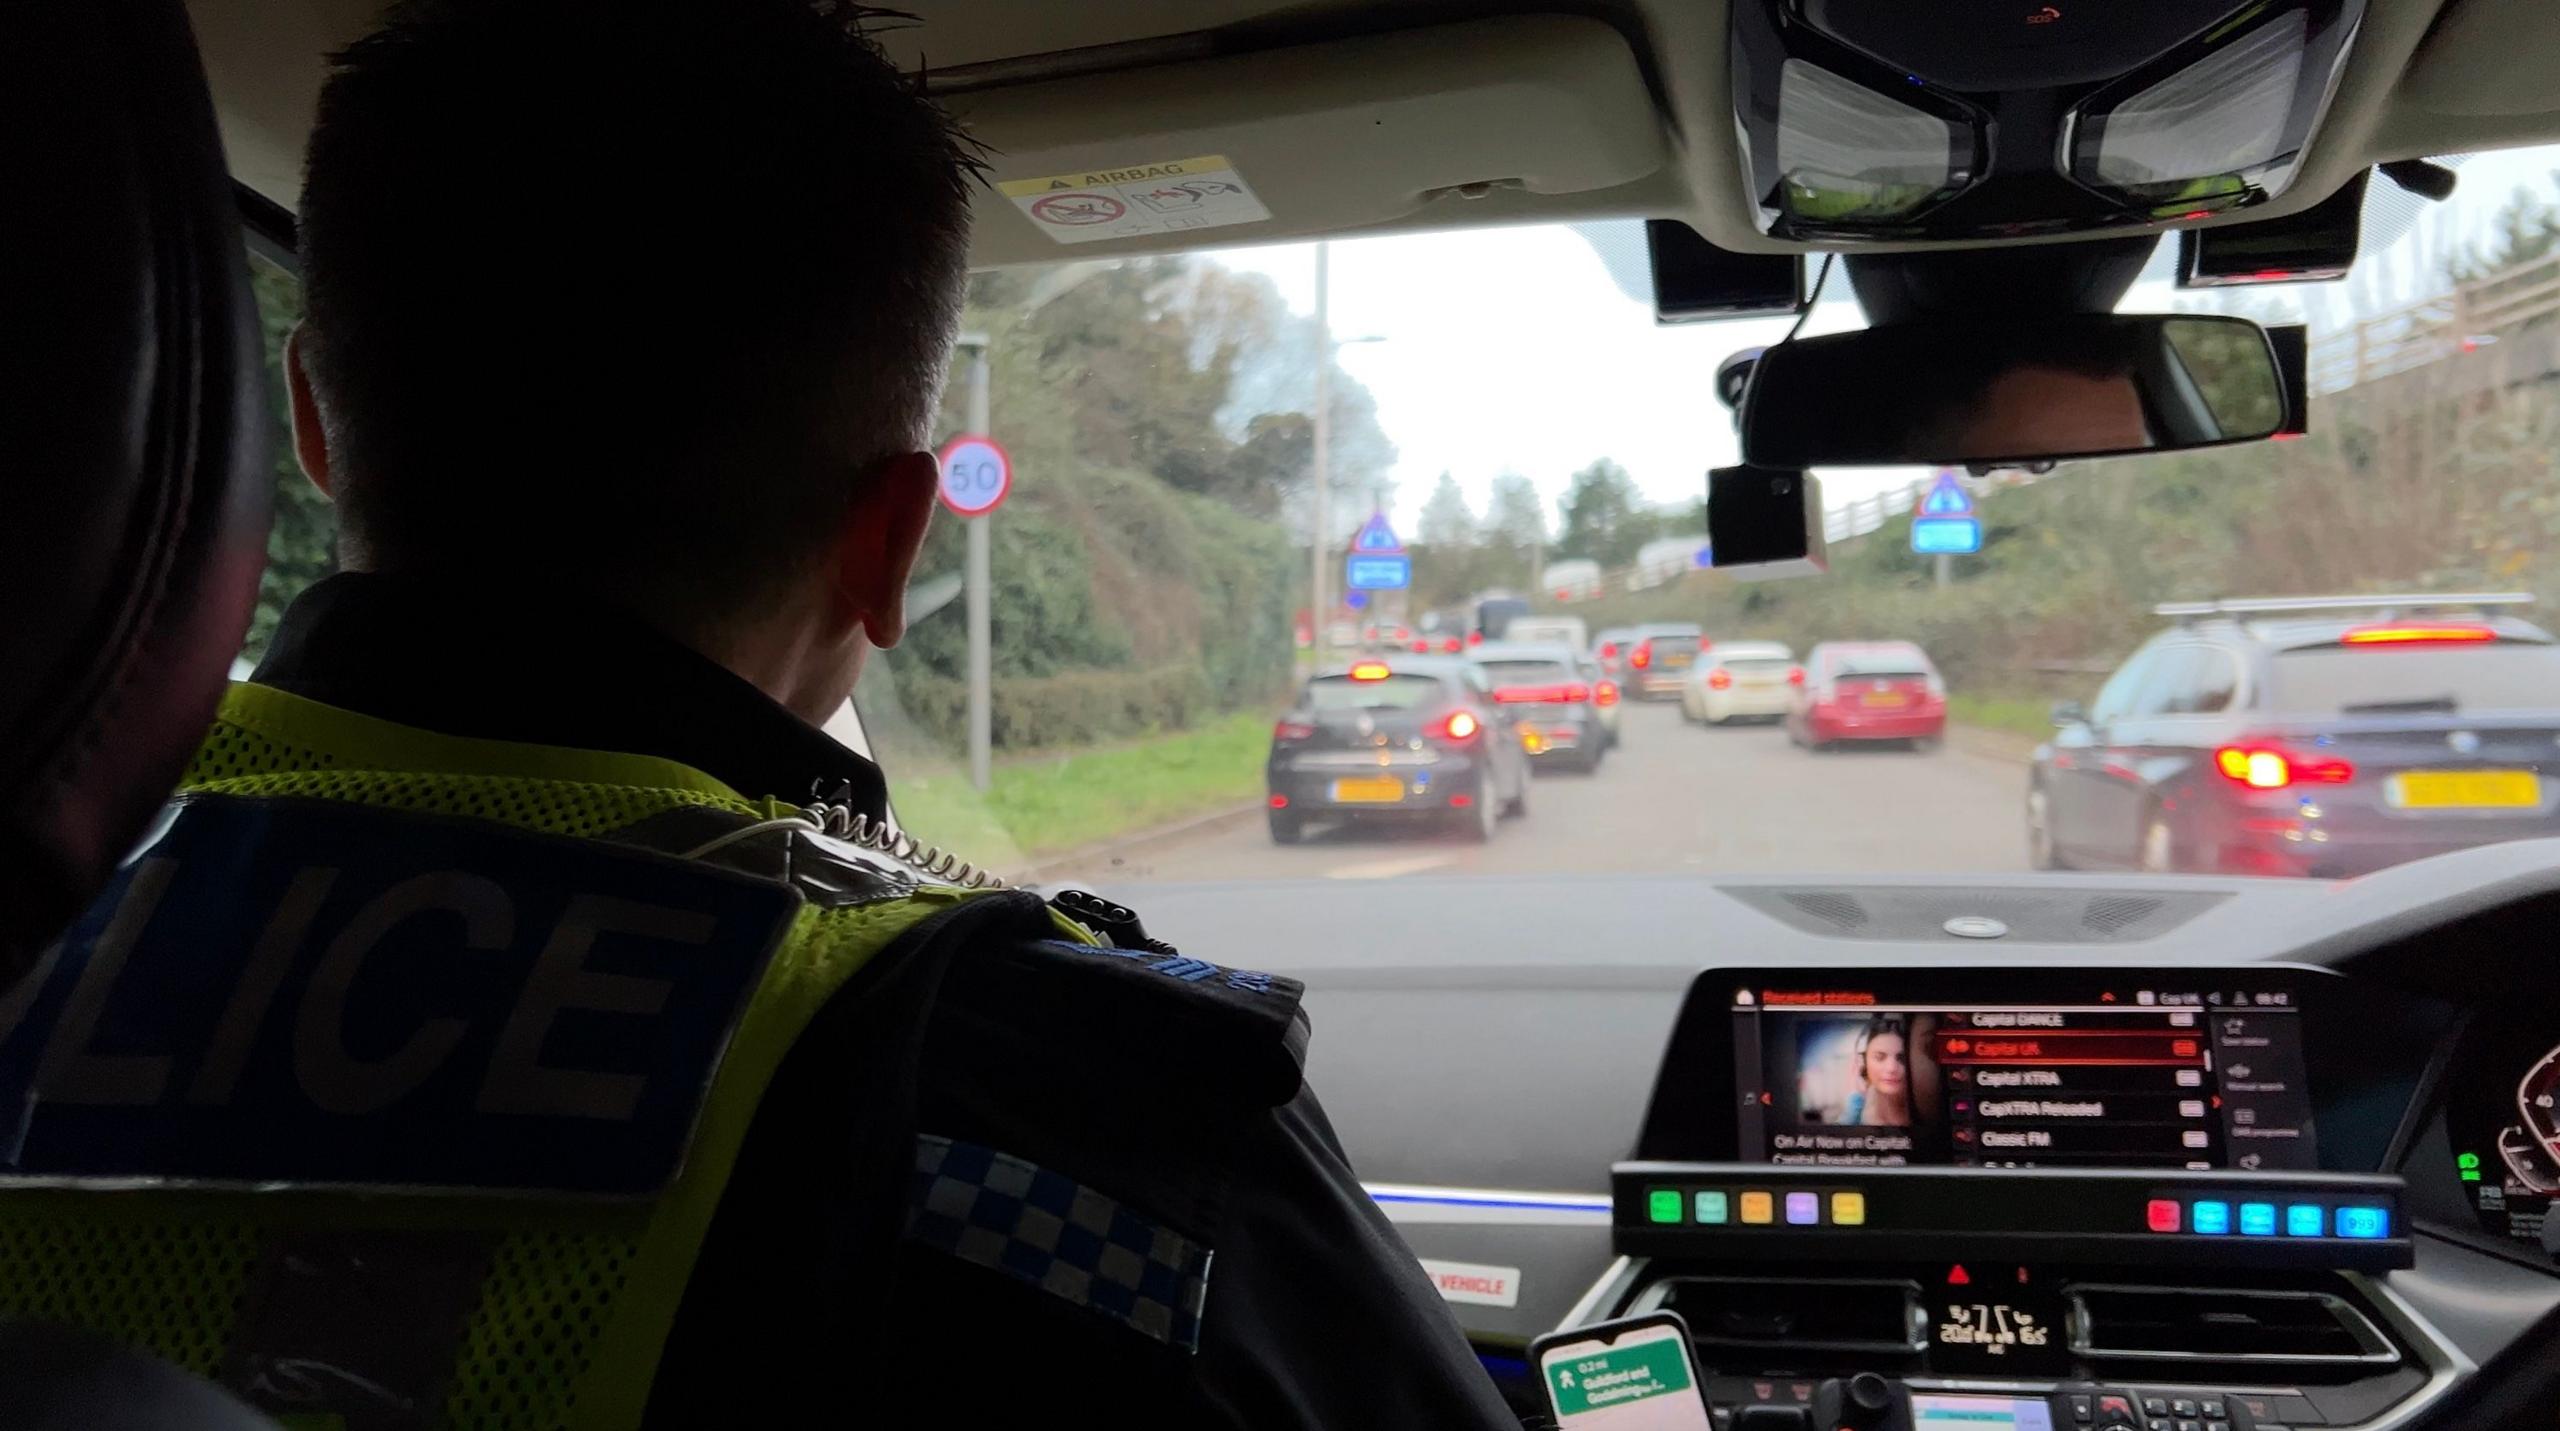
(1038, 702, 2031, 886)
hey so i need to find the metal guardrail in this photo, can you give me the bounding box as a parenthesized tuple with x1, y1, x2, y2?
(2306, 249, 2560, 395)
(1823, 476, 1934, 544)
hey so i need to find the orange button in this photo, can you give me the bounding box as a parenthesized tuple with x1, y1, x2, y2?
(1739, 1190, 1775, 1225)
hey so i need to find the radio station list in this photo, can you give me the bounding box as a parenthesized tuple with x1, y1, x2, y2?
(1752, 1004, 2315, 1170)
(1938, 1010, 2226, 1166)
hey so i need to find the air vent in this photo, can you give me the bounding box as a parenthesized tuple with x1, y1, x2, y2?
(2083, 894, 2165, 935)
(1781, 891, 1870, 931)
(1731, 887, 2226, 943)
(2069, 1285, 2399, 1367)
(1641, 1277, 1923, 1356)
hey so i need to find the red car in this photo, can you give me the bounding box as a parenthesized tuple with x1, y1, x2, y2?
(1788, 641, 1947, 750)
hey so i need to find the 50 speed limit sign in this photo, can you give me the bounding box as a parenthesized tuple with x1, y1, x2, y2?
(936, 435, 1013, 517)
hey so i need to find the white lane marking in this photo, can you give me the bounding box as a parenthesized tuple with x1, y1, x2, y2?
(1325, 852, 1457, 880)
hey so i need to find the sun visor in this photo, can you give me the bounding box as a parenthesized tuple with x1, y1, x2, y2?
(948, 17, 1671, 267)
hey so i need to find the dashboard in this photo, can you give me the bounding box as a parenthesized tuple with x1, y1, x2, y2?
(1103, 839, 2560, 1430)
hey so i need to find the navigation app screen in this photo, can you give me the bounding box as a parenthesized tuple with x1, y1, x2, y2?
(1731, 978, 2318, 1170)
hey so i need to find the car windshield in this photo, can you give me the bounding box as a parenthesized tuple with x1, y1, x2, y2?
(1831, 651, 1933, 679)
(1477, 660, 1574, 685)
(1307, 675, 1444, 711)
(2270, 643, 2560, 714)
(232, 146, 2560, 885)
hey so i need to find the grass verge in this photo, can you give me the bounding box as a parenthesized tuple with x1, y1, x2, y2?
(1948, 691, 2057, 742)
(886, 711, 1270, 863)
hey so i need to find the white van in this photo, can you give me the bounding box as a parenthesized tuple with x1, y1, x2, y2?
(1504, 615, 1589, 651)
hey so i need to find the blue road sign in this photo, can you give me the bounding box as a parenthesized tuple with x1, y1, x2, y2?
(1346, 554, 1412, 591)
(1911, 516, 1982, 555)
(1920, 469, 1974, 517)
(1344, 590, 1370, 610)
(1351, 511, 1406, 555)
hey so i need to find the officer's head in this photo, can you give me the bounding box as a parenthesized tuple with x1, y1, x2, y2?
(286, 0, 979, 717)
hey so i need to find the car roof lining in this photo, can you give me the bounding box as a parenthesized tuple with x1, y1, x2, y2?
(187, 0, 2560, 268)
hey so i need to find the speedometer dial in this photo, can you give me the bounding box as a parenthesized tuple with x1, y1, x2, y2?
(2450, 1026, 2560, 1259)
(2519, 1044, 2560, 1160)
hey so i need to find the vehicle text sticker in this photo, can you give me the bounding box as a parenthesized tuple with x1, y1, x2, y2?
(998, 155, 1271, 245)
(1418, 1257, 1521, 1307)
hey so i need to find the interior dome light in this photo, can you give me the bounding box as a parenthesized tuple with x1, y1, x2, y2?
(2077, 12, 2307, 205)
(1775, 59, 1964, 224)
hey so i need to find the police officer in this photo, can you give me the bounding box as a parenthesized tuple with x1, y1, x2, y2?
(0, 2, 1518, 1426)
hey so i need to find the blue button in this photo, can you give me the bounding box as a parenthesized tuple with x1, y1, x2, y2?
(2336, 1206, 2390, 1239)
(2286, 1203, 2325, 1237)
(2239, 1202, 2277, 1236)
(2191, 1200, 2232, 1235)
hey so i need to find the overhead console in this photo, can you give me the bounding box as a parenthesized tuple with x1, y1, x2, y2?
(1572, 966, 2461, 1431)
(1729, 0, 2369, 242)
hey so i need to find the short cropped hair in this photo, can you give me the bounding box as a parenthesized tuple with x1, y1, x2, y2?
(297, 0, 980, 620)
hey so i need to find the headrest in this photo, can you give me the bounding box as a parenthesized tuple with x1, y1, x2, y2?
(0, 2, 272, 982)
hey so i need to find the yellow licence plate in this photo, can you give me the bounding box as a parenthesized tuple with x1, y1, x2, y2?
(2389, 770, 2541, 809)
(1331, 776, 1405, 804)
(1861, 692, 1909, 709)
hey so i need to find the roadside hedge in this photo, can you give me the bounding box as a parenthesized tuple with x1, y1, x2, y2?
(895, 664, 1218, 750)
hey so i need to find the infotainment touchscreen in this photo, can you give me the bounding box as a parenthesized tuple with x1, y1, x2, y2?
(1731, 976, 2318, 1170)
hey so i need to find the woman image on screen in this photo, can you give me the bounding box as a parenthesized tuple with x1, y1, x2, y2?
(1843, 1015, 1914, 1127)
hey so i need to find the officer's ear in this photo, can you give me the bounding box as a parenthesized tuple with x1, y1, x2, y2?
(283, 326, 334, 501)
(833, 450, 939, 651)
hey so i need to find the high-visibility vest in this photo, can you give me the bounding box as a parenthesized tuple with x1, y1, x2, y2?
(0, 681, 1081, 1429)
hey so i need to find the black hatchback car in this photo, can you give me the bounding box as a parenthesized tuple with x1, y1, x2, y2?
(2029, 595, 2560, 877)
(1267, 658, 1532, 844)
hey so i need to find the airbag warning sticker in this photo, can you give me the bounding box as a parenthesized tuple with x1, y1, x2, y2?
(999, 155, 1271, 245)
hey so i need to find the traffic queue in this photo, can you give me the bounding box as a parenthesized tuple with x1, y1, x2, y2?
(1267, 600, 1951, 844)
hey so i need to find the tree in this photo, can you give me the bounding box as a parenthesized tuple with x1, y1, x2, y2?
(1554, 458, 1646, 567)
(2446, 182, 2560, 284)
(1483, 472, 1548, 587)
(1418, 472, 1476, 548)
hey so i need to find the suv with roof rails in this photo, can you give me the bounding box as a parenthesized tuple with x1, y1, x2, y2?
(2029, 594, 2560, 877)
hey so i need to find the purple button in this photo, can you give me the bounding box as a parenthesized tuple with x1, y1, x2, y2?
(1785, 1191, 1821, 1225)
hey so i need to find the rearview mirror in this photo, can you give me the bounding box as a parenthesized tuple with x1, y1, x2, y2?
(1740, 314, 2285, 468)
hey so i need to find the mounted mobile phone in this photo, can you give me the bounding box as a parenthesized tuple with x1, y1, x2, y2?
(1529, 1311, 1713, 1430)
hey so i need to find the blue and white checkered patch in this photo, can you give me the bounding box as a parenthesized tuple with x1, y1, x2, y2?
(908, 1134, 1214, 1352)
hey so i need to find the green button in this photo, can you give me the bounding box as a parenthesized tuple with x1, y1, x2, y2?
(1695, 1190, 1730, 1224)
(1647, 1188, 1684, 1224)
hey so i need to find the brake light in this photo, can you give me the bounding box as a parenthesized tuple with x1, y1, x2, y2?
(1787, 666, 1806, 686)
(1349, 661, 1391, 681)
(1566, 683, 1590, 704)
(1698, 635, 1714, 652)
(1432, 710, 1482, 742)
(1599, 641, 1620, 659)
(1631, 641, 1654, 670)
(1273, 718, 1316, 741)
(2340, 624, 2498, 645)
(1410, 641, 1429, 654)
(2213, 745, 2355, 789)
(1466, 631, 1484, 646)
(1596, 681, 1620, 706)
(1707, 668, 1733, 691)
(1268, 794, 1290, 809)
(1442, 637, 1462, 653)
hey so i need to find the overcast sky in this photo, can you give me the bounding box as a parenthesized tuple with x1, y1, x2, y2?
(1205, 143, 2560, 534)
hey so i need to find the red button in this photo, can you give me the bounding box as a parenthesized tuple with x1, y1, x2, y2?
(2146, 1199, 2182, 1233)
